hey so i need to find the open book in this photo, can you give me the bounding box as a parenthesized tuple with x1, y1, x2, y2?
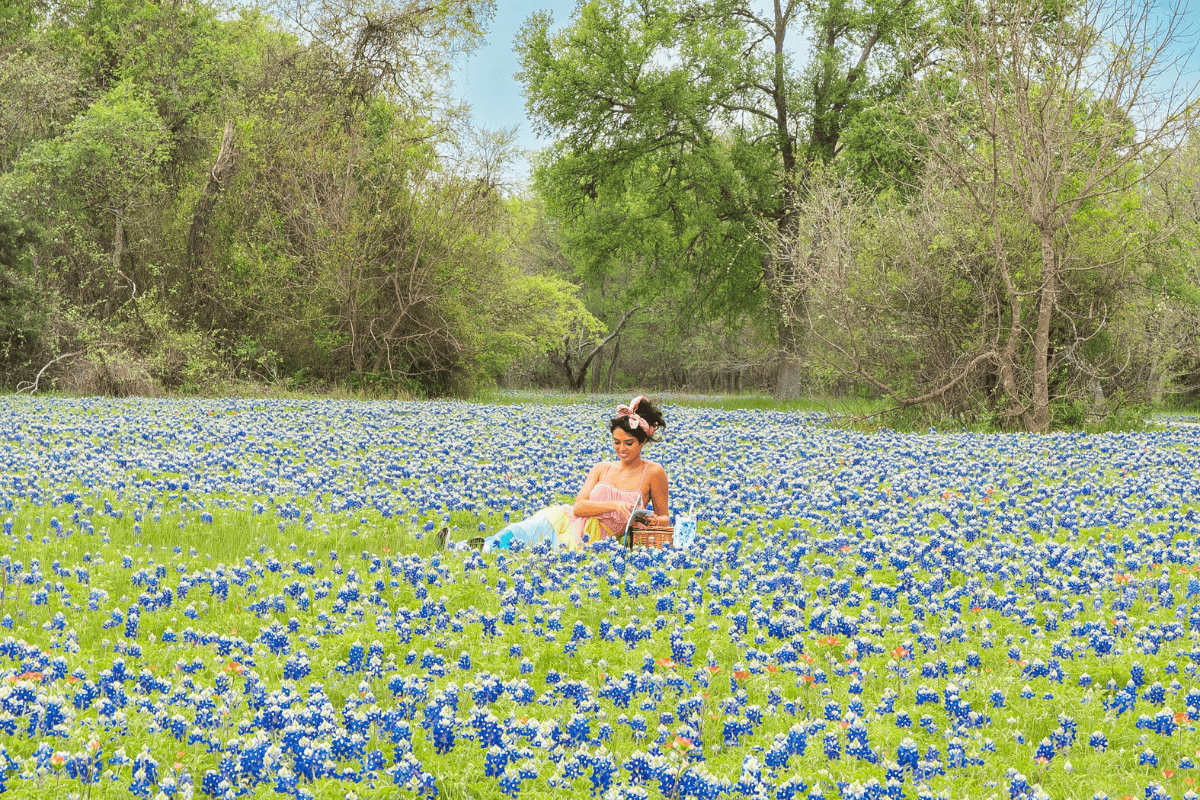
(622, 494, 653, 547)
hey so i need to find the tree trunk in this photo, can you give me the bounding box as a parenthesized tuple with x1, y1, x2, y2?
(766, 2, 806, 403)
(1031, 227, 1058, 432)
(605, 337, 620, 391)
(996, 248, 1034, 429)
(112, 215, 124, 274)
(568, 364, 588, 391)
(773, 318, 805, 400)
(185, 121, 235, 322)
(765, 212, 808, 401)
(556, 306, 640, 391)
(590, 345, 603, 393)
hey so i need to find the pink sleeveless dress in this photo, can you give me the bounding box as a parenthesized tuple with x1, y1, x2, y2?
(563, 470, 645, 547)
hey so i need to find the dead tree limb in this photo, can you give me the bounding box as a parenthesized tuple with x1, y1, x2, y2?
(16, 351, 84, 395)
(551, 305, 642, 391)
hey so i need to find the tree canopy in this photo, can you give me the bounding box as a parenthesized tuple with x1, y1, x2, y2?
(515, 0, 1200, 425)
(0, 0, 612, 396)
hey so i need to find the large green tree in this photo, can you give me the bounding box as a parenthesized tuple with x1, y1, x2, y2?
(517, 0, 938, 397)
(3, 81, 168, 315)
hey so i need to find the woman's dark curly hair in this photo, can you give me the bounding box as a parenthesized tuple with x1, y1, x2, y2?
(609, 396, 665, 444)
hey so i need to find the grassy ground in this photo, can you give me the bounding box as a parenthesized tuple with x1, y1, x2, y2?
(477, 388, 888, 417)
(1, 395, 1198, 799)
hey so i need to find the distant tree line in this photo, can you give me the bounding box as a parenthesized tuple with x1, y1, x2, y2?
(4, 0, 1200, 429)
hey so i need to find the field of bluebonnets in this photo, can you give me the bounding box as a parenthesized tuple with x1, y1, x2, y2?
(1, 395, 1199, 800)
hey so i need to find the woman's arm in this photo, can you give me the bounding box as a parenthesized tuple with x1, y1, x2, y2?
(572, 463, 634, 518)
(641, 463, 670, 528)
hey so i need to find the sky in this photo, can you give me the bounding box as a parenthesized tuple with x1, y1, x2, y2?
(451, 1, 578, 186)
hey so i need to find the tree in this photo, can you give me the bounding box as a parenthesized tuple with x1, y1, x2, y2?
(896, 0, 1200, 430)
(774, 164, 1037, 423)
(273, 0, 492, 113)
(0, 0, 585, 396)
(3, 81, 168, 314)
(517, 0, 938, 398)
(0, 45, 79, 170)
(1139, 136, 1200, 405)
(546, 305, 638, 391)
(0, 0, 37, 43)
(786, 0, 1200, 429)
(0, 205, 43, 383)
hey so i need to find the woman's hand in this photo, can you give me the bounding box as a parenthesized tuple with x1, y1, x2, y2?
(609, 501, 633, 517)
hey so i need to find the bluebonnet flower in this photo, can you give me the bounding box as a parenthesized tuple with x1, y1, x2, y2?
(498, 765, 524, 797)
(821, 730, 840, 761)
(432, 706, 456, 754)
(589, 749, 617, 795)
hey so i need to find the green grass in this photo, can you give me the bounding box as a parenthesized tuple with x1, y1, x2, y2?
(1, 493, 1198, 798)
(474, 388, 888, 416)
(2, 395, 1199, 799)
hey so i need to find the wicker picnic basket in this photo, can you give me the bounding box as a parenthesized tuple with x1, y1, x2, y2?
(627, 525, 674, 549)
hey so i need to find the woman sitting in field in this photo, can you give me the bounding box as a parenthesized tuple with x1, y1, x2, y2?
(442, 396, 669, 552)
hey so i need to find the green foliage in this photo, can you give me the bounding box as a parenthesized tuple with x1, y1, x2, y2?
(0, 0, 582, 398)
(1084, 400, 1148, 433)
(53, 81, 168, 196)
(27, 291, 229, 396)
(519, 0, 770, 325)
(837, 102, 926, 193)
(0, 45, 80, 169)
(1, 79, 167, 325)
(0, 0, 25, 38)
(201, 77, 598, 396)
(0, 207, 44, 382)
(3, 0, 1199, 419)
(1050, 397, 1088, 428)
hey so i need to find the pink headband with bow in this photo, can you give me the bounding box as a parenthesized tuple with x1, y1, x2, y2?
(616, 395, 653, 435)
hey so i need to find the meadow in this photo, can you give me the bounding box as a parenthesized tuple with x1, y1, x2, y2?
(0, 395, 1198, 800)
